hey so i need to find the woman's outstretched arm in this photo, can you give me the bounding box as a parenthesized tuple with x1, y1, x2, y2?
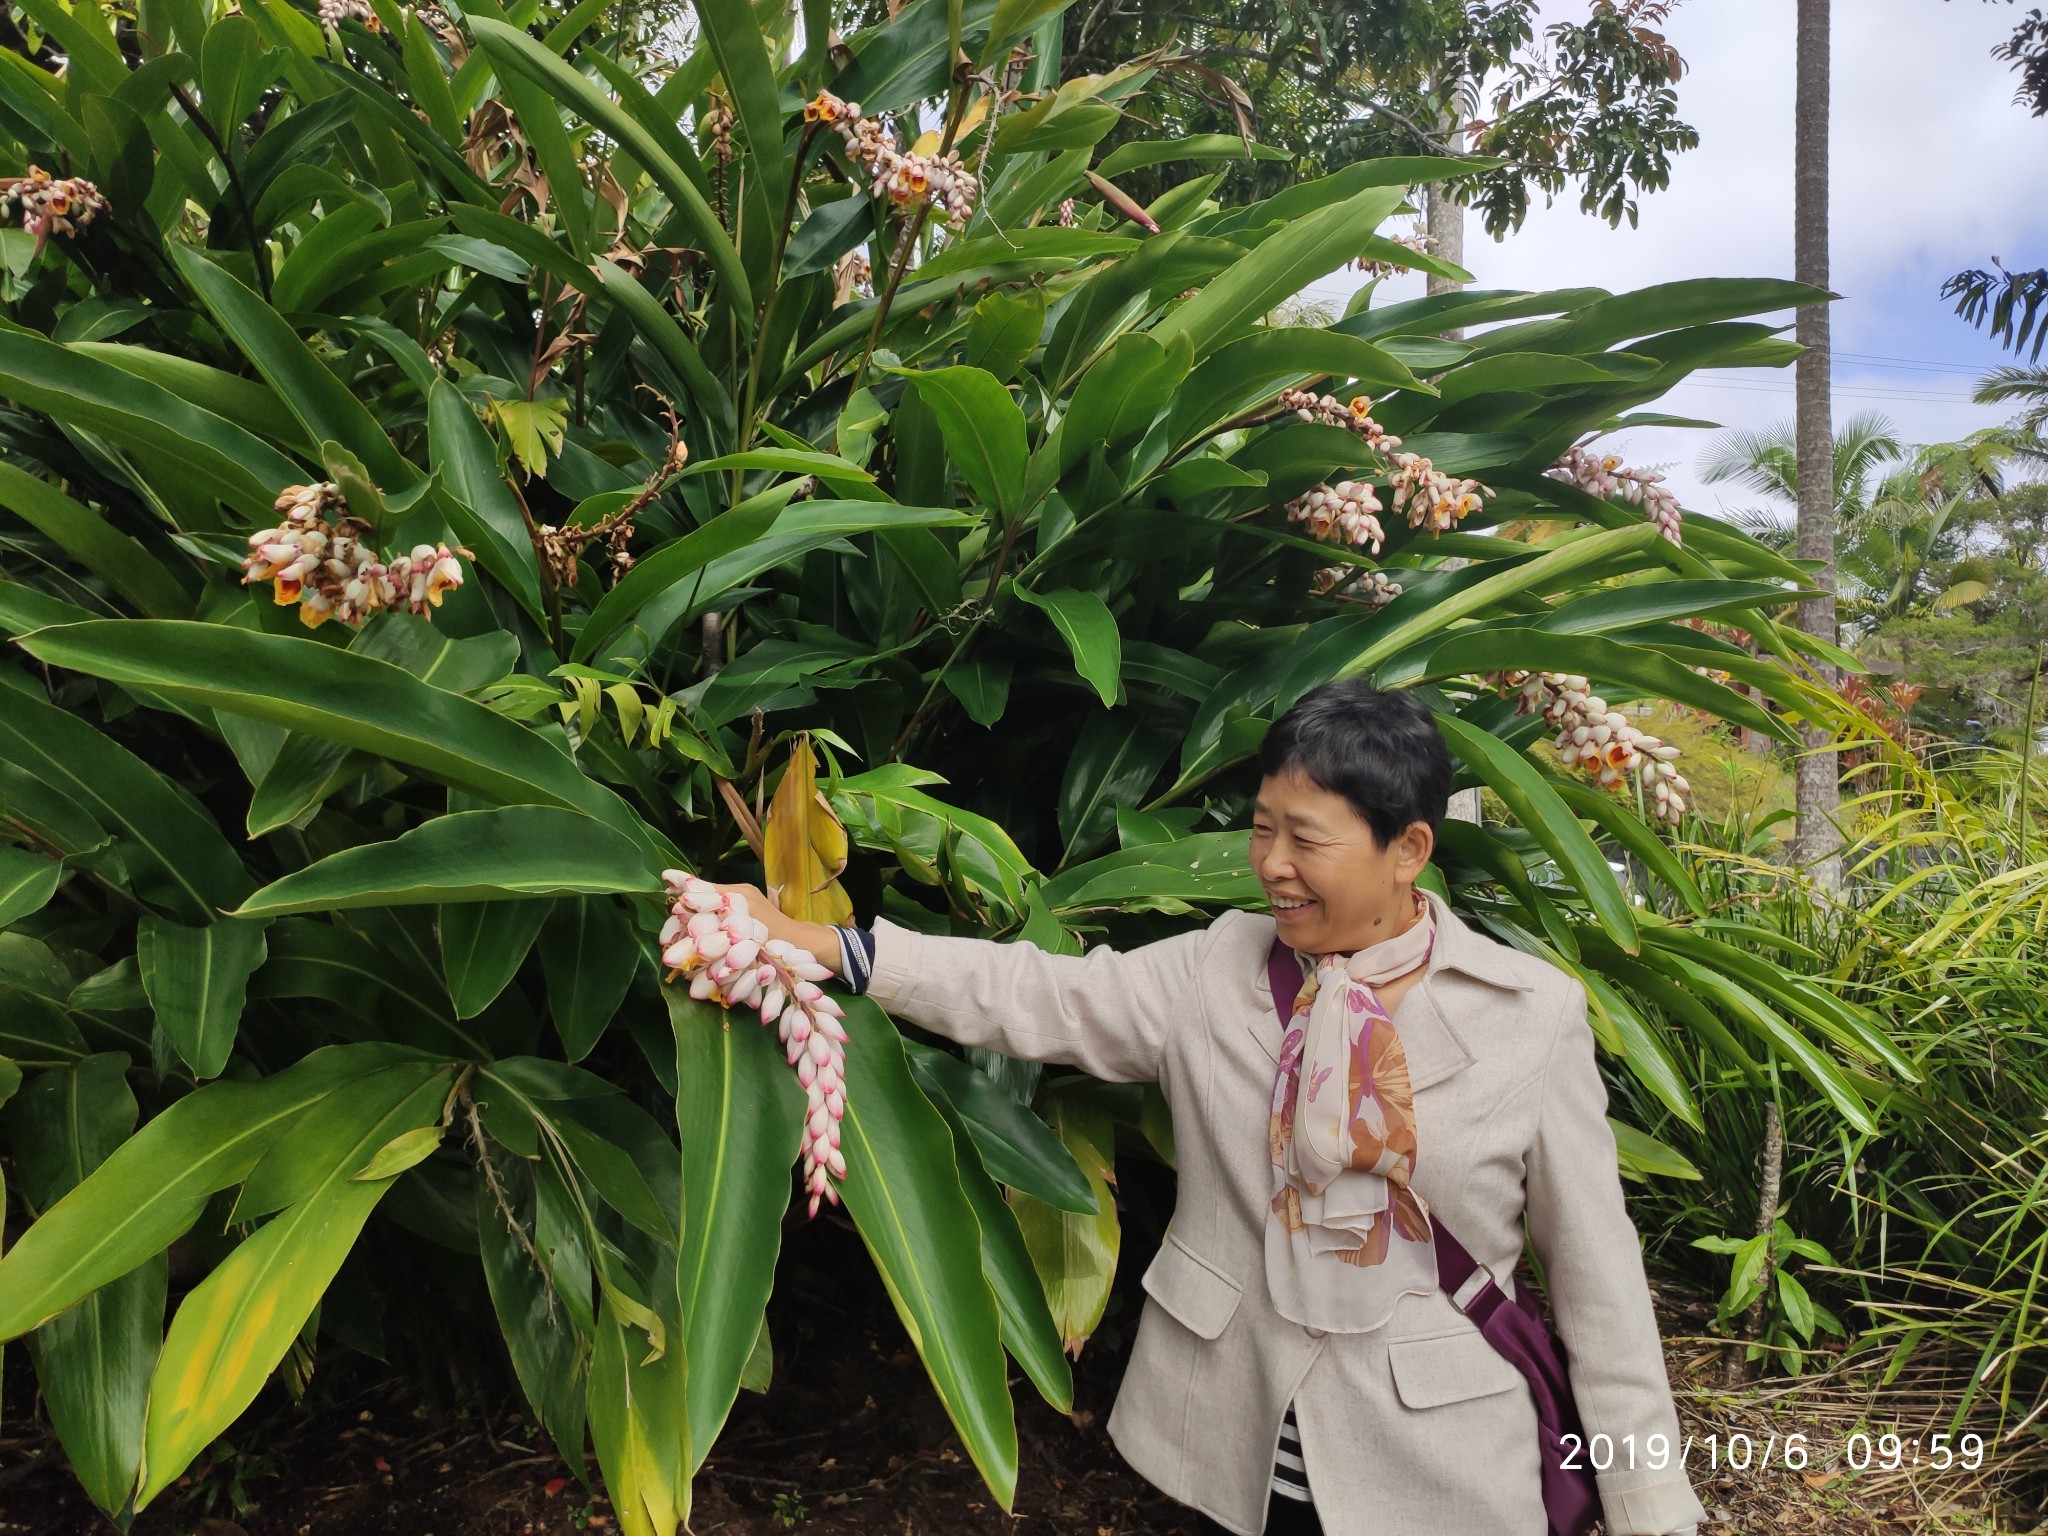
(709, 883, 1210, 1083)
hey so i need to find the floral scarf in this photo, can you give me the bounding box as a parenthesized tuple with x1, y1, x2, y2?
(1265, 895, 1440, 1333)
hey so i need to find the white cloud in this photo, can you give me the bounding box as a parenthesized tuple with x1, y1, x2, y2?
(1302, 0, 2048, 512)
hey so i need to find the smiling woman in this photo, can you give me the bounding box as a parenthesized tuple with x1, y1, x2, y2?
(728, 680, 1705, 1536)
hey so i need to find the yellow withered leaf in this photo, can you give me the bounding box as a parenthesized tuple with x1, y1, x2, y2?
(910, 93, 989, 157)
(762, 734, 854, 925)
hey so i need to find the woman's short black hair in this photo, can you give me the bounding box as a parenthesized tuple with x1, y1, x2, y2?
(1256, 680, 1453, 848)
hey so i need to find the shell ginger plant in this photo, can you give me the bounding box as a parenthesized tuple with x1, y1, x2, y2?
(0, 0, 1906, 1529)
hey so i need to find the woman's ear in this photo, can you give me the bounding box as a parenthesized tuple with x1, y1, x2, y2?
(1394, 820, 1434, 883)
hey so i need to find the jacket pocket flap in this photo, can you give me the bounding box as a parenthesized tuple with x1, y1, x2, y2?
(1388, 1328, 1524, 1410)
(1140, 1235, 1243, 1341)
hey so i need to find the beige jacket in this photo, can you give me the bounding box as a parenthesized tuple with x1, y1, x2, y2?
(865, 888, 1707, 1536)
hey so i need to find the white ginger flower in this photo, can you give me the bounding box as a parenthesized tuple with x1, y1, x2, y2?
(661, 871, 851, 1215)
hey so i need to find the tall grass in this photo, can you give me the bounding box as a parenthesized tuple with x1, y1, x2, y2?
(1616, 723, 2048, 1432)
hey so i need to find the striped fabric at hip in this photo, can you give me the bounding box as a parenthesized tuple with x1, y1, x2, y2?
(1271, 1404, 1312, 1502)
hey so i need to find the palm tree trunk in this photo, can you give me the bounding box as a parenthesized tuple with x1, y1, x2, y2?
(1425, 110, 1465, 306)
(1793, 0, 1842, 888)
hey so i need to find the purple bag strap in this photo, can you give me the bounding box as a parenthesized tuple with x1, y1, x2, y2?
(1265, 937, 1481, 1298)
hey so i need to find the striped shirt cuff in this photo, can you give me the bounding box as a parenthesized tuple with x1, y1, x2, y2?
(833, 923, 876, 994)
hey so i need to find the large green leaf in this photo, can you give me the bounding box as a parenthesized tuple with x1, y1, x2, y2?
(15, 623, 656, 850)
(441, 898, 552, 1019)
(1008, 1086, 1119, 1355)
(1434, 712, 1639, 953)
(425, 379, 548, 623)
(0, 681, 249, 921)
(569, 491, 792, 664)
(1394, 627, 1785, 740)
(171, 246, 414, 489)
(539, 897, 641, 1060)
(1152, 185, 1405, 357)
(904, 1045, 1097, 1214)
(0, 329, 298, 523)
(837, 997, 1018, 1508)
(922, 1063, 1073, 1413)
(669, 988, 803, 1471)
(694, 0, 788, 207)
(577, 500, 976, 667)
(1039, 830, 1261, 912)
(1011, 585, 1120, 706)
(136, 916, 269, 1079)
(901, 367, 1029, 522)
(137, 1062, 452, 1506)
(0, 845, 62, 928)
(1058, 331, 1193, 473)
(236, 808, 655, 917)
(7, 1054, 163, 1519)
(586, 1284, 692, 1536)
(476, 1158, 590, 1467)
(0, 462, 190, 617)
(0, 1043, 418, 1341)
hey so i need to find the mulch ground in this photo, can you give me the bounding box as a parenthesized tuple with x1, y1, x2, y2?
(5, 1221, 2048, 1535)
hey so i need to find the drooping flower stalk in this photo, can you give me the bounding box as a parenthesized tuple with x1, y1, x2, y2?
(660, 872, 850, 1216)
(0, 167, 108, 249)
(805, 92, 979, 228)
(241, 482, 466, 628)
(1548, 445, 1684, 546)
(1510, 671, 1690, 823)
(1275, 390, 1488, 537)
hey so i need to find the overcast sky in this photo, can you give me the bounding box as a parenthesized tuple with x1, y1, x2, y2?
(1302, 0, 2048, 519)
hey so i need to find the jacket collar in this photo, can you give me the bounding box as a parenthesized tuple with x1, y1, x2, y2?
(1250, 887, 1531, 1090)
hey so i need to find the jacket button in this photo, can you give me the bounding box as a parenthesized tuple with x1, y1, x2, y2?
(1305, 1325, 1326, 1339)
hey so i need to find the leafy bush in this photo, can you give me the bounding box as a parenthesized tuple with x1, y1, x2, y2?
(0, 0, 1907, 1524)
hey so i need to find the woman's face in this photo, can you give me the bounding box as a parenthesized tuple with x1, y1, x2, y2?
(1250, 764, 1432, 953)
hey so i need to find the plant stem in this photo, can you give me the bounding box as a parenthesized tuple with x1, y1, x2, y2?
(1727, 1086, 1784, 1386)
(170, 84, 271, 299)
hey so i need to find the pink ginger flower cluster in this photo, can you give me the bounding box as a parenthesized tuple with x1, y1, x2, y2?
(1275, 388, 1487, 543)
(1287, 479, 1386, 553)
(1388, 453, 1488, 535)
(661, 872, 850, 1216)
(318, 0, 377, 28)
(1548, 445, 1683, 546)
(0, 167, 107, 247)
(805, 92, 978, 228)
(1311, 565, 1403, 608)
(1056, 198, 1078, 228)
(1513, 671, 1690, 823)
(242, 482, 465, 629)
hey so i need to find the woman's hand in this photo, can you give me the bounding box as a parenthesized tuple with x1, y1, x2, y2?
(701, 882, 846, 979)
